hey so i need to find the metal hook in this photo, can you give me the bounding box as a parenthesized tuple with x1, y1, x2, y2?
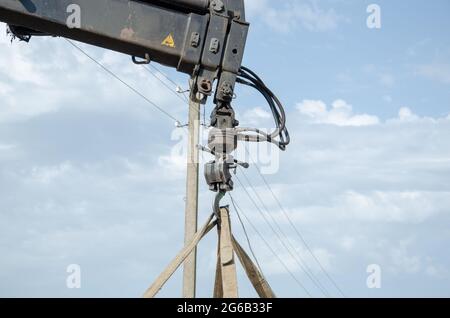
(132, 53, 151, 65)
(213, 191, 226, 219)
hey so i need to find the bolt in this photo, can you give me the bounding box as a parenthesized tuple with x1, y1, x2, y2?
(196, 92, 206, 101)
(220, 82, 233, 98)
(209, 38, 220, 54)
(200, 79, 212, 93)
(211, 0, 224, 12)
(190, 32, 200, 48)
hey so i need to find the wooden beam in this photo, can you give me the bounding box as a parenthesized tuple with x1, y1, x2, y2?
(219, 207, 238, 298)
(143, 214, 216, 298)
(232, 236, 276, 298)
(213, 230, 223, 298)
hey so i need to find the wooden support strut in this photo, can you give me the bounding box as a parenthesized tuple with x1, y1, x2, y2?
(213, 231, 223, 298)
(143, 208, 276, 299)
(218, 207, 239, 298)
(143, 214, 216, 298)
(232, 236, 276, 298)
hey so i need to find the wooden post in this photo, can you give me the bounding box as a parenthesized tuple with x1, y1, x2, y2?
(183, 92, 201, 298)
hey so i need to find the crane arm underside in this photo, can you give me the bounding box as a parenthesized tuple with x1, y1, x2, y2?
(0, 0, 248, 103)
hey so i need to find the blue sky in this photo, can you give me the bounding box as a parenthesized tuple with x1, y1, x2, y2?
(0, 0, 449, 298)
(242, 0, 450, 119)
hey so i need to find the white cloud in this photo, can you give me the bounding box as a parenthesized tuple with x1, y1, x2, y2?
(398, 107, 419, 122)
(158, 152, 186, 178)
(379, 73, 395, 87)
(277, 190, 450, 226)
(0, 81, 12, 95)
(246, 0, 342, 32)
(383, 95, 393, 103)
(340, 236, 356, 251)
(417, 63, 450, 84)
(297, 99, 380, 126)
(425, 262, 448, 278)
(297, 100, 447, 127)
(362, 65, 396, 88)
(0, 37, 49, 86)
(0, 142, 19, 162)
(0, 143, 15, 151)
(390, 239, 422, 274)
(241, 106, 273, 126)
(262, 244, 333, 276)
(0, 23, 185, 123)
(244, 107, 272, 120)
(338, 191, 449, 224)
(387, 107, 449, 124)
(29, 162, 74, 185)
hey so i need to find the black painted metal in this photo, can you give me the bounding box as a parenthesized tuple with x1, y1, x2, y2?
(145, 0, 210, 13)
(0, 0, 206, 71)
(0, 0, 248, 104)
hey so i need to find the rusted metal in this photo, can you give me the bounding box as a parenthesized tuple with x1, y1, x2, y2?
(0, 0, 248, 104)
(0, 0, 206, 74)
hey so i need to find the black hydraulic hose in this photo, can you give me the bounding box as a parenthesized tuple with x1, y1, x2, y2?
(238, 70, 287, 132)
(242, 67, 289, 136)
(236, 77, 282, 132)
(236, 66, 290, 149)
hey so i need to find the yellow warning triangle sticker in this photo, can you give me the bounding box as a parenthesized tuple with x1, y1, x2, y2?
(162, 34, 176, 48)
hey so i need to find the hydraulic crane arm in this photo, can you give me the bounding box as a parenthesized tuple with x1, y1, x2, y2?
(0, 0, 290, 205)
(0, 0, 248, 103)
